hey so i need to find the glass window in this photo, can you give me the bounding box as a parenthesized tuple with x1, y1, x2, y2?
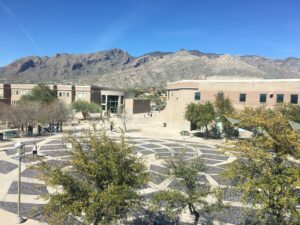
(240, 93, 246, 102)
(194, 92, 201, 100)
(101, 95, 106, 103)
(291, 94, 298, 104)
(59, 92, 62, 97)
(217, 92, 224, 99)
(260, 94, 267, 103)
(276, 94, 284, 103)
(66, 92, 70, 97)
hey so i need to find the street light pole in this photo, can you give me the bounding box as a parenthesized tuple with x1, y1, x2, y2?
(15, 141, 25, 224)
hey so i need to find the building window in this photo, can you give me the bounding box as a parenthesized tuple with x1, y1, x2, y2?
(260, 94, 267, 103)
(66, 92, 70, 97)
(291, 94, 298, 104)
(101, 95, 106, 103)
(77, 92, 86, 98)
(59, 92, 62, 97)
(194, 92, 201, 101)
(239, 93, 246, 102)
(217, 92, 224, 99)
(276, 94, 284, 103)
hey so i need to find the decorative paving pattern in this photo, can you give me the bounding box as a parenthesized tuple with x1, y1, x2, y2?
(0, 160, 18, 174)
(0, 202, 44, 219)
(8, 181, 48, 195)
(0, 135, 243, 224)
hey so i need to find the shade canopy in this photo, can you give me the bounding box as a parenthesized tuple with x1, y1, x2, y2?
(226, 117, 241, 126)
(289, 121, 300, 131)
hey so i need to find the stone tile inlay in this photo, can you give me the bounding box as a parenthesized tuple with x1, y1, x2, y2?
(0, 160, 18, 174)
(8, 181, 48, 195)
(1, 136, 245, 224)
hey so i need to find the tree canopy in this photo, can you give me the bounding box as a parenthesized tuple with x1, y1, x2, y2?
(20, 83, 56, 103)
(36, 132, 148, 225)
(185, 102, 216, 137)
(274, 103, 300, 123)
(152, 155, 222, 225)
(223, 107, 300, 224)
(72, 100, 101, 119)
(214, 92, 235, 117)
(0, 100, 69, 133)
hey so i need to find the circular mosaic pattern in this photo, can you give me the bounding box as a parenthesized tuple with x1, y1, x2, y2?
(0, 136, 245, 224)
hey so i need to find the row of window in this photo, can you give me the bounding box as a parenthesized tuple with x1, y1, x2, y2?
(76, 92, 88, 98)
(194, 92, 299, 104)
(245, 93, 298, 104)
(12, 90, 31, 95)
(101, 95, 125, 104)
(58, 91, 70, 98)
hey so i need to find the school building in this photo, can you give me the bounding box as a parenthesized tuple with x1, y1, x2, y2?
(162, 79, 300, 130)
(0, 83, 125, 114)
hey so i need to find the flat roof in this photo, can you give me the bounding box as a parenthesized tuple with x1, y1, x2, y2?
(169, 79, 300, 84)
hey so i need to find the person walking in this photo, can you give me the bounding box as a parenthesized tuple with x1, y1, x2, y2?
(32, 143, 38, 160)
(38, 125, 42, 136)
(110, 121, 114, 132)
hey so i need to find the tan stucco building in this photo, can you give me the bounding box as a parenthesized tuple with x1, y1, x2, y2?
(0, 83, 125, 114)
(163, 79, 300, 130)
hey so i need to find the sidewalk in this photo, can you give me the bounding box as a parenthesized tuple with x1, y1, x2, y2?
(0, 209, 41, 225)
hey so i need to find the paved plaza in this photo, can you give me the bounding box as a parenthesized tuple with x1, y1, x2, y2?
(0, 133, 249, 225)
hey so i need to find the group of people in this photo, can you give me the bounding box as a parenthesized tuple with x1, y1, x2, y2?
(45, 123, 62, 134)
(21, 122, 63, 136)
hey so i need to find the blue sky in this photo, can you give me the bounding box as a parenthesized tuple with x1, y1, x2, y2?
(0, 0, 300, 66)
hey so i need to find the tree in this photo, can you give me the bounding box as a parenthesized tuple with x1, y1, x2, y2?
(185, 102, 216, 138)
(20, 83, 56, 103)
(40, 100, 70, 132)
(222, 107, 300, 224)
(214, 92, 235, 136)
(214, 92, 235, 116)
(72, 100, 101, 120)
(152, 155, 222, 225)
(35, 132, 148, 225)
(117, 105, 131, 132)
(0, 102, 40, 135)
(275, 103, 300, 123)
(1, 100, 70, 135)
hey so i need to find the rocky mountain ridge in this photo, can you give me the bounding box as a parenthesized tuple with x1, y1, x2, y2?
(1, 48, 300, 88)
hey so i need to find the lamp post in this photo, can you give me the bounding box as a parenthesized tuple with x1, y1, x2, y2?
(15, 141, 25, 224)
(72, 109, 76, 134)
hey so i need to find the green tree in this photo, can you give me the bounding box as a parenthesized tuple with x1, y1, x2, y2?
(275, 103, 300, 123)
(20, 83, 56, 103)
(36, 132, 148, 225)
(152, 156, 222, 225)
(214, 92, 235, 116)
(72, 100, 101, 120)
(222, 108, 300, 224)
(185, 102, 216, 138)
(214, 92, 235, 137)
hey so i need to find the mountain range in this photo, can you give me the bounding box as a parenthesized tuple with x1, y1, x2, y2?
(1, 48, 300, 88)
